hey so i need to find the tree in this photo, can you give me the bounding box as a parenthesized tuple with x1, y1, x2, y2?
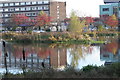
(97, 25, 104, 32)
(11, 14, 29, 30)
(12, 14, 29, 26)
(85, 17, 94, 25)
(105, 42, 118, 55)
(102, 14, 118, 28)
(35, 11, 51, 30)
(68, 11, 86, 33)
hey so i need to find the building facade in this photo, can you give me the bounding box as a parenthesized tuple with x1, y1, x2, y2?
(100, 0, 120, 17)
(0, 0, 66, 28)
(100, 3, 119, 16)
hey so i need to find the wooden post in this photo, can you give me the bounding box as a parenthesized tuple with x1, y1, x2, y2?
(2, 41, 8, 75)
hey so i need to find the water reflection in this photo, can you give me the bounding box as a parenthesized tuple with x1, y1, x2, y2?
(67, 45, 104, 69)
(0, 41, 119, 74)
(100, 41, 120, 64)
(67, 45, 94, 67)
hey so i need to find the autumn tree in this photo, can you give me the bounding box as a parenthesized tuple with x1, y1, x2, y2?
(12, 14, 29, 25)
(35, 11, 51, 30)
(105, 14, 118, 28)
(105, 42, 118, 55)
(85, 17, 94, 25)
(100, 14, 118, 28)
(68, 11, 86, 33)
(11, 14, 29, 30)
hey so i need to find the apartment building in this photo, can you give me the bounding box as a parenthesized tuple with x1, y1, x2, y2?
(100, 3, 119, 16)
(0, 0, 66, 27)
(100, 0, 120, 17)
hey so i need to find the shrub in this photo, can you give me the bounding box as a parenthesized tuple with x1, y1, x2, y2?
(82, 65, 98, 72)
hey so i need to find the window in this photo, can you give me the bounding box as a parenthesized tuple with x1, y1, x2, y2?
(0, 4, 3, 7)
(9, 8, 14, 11)
(21, 2, 25, 5)
(21, 7, 25, 11)
(44, 1, 49, 4)
(0, 14, 3, 17)
(103, 8, 109, 11)
(4, 3, 8, 6)
(26, 13, 31, 16)
(57, 15, 60, 19)
(32, 13, 36, 16)
(0, 9, 3, 12)
(57, 16, 59, 19)
(42, 6, 44, 10)
(15, 8, 19, 11)
(15, 3, 19, 6)
(44, 6, 49, 10)
(38, 1, 42, 4)
(32, 7, 37, 10)
(57, 5, 59, 8)
(5, 14, 8, 17)
(4, 9, 8, 12)
(57, 15, 59, 17)
(32, 2, 37, 4)
(38, 6, 42, 10)
(57, 11, 59, 14)
(10, 3, 14, 6)
(8, 14, 11, 17)
(26, 2, 31, 5)
(26, 7, 31, 10)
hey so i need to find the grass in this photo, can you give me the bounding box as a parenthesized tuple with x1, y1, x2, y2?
(2, 63, 120, 78)
(3, 32, 116, 44)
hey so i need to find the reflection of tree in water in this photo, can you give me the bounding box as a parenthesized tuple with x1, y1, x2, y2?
(68, 44, 93, 68)
(103, 41, 119, 55)
(6, 43, 52, 59)
(97, 36, 118, 42)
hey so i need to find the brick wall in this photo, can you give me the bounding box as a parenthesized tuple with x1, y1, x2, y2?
(50, 1, 66, 23)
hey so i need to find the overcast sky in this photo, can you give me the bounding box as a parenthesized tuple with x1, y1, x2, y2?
(0, 0, 104, 17)
(64, 0, 104, 17)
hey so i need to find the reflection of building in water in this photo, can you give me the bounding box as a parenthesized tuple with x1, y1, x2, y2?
(50, 48, 67, 69)
(0, 43, 67, 71)
(100, 51, 120, 62)
(0, 52, 50, 70)
(100, 43, 120, 64)
(0, 42, 2, 67)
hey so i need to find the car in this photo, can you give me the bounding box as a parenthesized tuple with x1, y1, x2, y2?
(32, 30, 45, 33)
(2, 30, 9, 33)
(16, 30, 21, 33)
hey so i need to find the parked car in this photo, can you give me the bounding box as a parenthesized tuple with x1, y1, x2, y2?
(2, 30, 9, 33)
(16, 30, 22, 33)
(32, 30, 45, 33)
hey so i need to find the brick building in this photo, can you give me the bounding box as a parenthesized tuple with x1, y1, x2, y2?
(50, 48, 67, 69)
(0, 0, 66, 28)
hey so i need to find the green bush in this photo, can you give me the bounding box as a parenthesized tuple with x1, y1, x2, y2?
(82, 65, 98, 72)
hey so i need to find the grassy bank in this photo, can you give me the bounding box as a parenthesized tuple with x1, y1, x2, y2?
(2, 63, 120, 78)
(2, 32, 106, 44)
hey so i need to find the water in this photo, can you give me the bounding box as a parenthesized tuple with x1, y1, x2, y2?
(0, 37, 120, 74)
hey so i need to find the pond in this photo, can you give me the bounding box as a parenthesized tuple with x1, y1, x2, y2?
(0, 36, 120, 74)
